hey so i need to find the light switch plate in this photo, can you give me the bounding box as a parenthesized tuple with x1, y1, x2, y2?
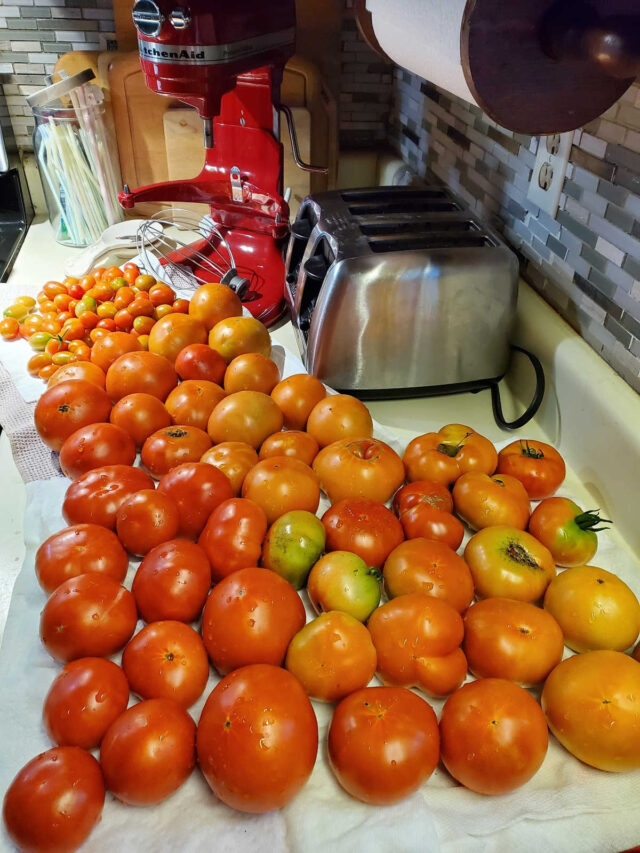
(527, 132, 573, 217)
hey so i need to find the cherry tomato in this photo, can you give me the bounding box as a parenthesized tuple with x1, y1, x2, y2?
(306, 394, 373, 447)
(141, 425, 212, 479)
(188, 281, 242, 329)
(35, 523, 129, 594)
(271, 373, 327, 430)
(403, 423, 498, 486)
(200, 441, 258, 496)
(0, 317, 21, 340)
(528, 497, 609, 567)
(14, 294, 36, 310)
(133, 314, 155, 334)
(149, 282, 176, 307)
(259, 430, 319, 466)
(306, 551, 381, 622)
(464, 526, 556, 602)
(440, 678, 548, 794)
(60, 422, 136, 480)
(116, 489, 181, 556)
(197, 664, 318, 813)
(392, 480, 464, 549)
(383, 538, 474, 614)
(223, 352, 280, 394)
(497, 439, 566, 499)
(63, 464, 155, 529)
(328, 686, 440, 805)
(43, 658, 130, 748)
(207, 390, 283, 448)
(134, 274, 156, 291)
(313, 437, 405, 504)
(40, 573, 137, 662)
(100, 698, 196, 805)
(208, 315, 271, 362)
(105, 350, 178, 402)
(51, 351, 78, 366)
(39, 364, 58, 380)
(29, 330, 53, 351)
(27, 352, 52, 376)
(109, 392, 171, 448)
(154, 303, 174, 320)
(122, 620, 209, 707)
(148, 313, 207, 365)
(132, 539, 211, 623)
(123, 262, 140, 284)
(164, 378, 226, 430)
(453, 472, 531, 530)
(368, 593, 466, 697)
(172, 299, 190, 313)
(34, 379, 112, 451)
(322, 498, 404, 569)
(201, 567, 305, 674)
(114, 308, 133, 331)
(157, 461, 233, 539)
(463, 597, 564, 685)
(242, 456, 320, 525)
(260, 510, 326, 590)
(2, 747, 105, 852)
(174, 342, 226, 384)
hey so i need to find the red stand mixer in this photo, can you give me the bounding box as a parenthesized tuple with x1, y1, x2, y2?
(120, 0, 322, 326)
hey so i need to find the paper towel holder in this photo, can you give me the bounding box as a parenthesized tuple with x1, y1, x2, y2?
(356, 0, 639, 134)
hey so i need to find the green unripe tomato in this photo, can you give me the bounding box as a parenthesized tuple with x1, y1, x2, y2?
(261, 510, 326, 589)
(307, 550, 382, 622)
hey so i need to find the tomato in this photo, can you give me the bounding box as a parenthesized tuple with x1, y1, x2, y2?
(35, 523, 129, 594)
(28, 352, 53, 376)
(383, 538, 474, 614)
(149, 282, 175, 306)
(34, 379, 112, 451)
(544, 565, 640, 652)
(46, 360, 105, 390)
(154, 303, 174, 320)
(463, 597, 564, 685)
(453, 471, 531, 530)
(464, 526, 556, 602)
(322, 498, 404, 569)
(2, 747, 104, 852)
(368, 594, 466, 697)
(109, 392, 171, 448)
(440, 678, 548, 794)
(497, 439, 566, 499)
(100, 698, 196, 805)
(207, 390, 283, 448)
(260, 510, 326, 589)
(403, 424, 497, 486)
(122, 620, 209, 708)
(528, 497, 608, 567)
(542, 651, 640, 772)
(328, 686, 439, 805)
(128, 297, 155, 319)
(29, 330, 53, 351)
(188, 281, 242, 329)
(132, 539, 211, 623)
(40, 573, 137, 662)
(105, 350, 178, 402)
(201, 567, 305, 674)
(270, 373, 326, 430)
(241, 456, 320, 524)
(197, 664, 318, 813)
(223, 352, 280, 394)
(198, 498, 268, 582)
(148, 313, 207, 365)
(59, 422, 136, 480)
(63, 464, 155, 529)
(113, 287, 135, 311)
(174, 342, 227, 384)
(39, 364, 58, 381)
(141, 425, 212, 478)
(157, 461, 233, 539)
(200, 441, 258, 495)
(43, 657, 130, 748)
(306, 394, 373, 447)
(307, 551, 382, 622)
(172, 298, 190, 314)
(3, 303, 28, 322)
(116, 488, 180, 556)
(312, 437, 405, 504)
(90, 330, 141, 372)
(164, 378, 226, 430)
(285, 611, 377, 702)
(0, 317, 20, 340)
(208, 315, 271, 363)
(259, 429, 319, 466)
(392, 480, 464, 549)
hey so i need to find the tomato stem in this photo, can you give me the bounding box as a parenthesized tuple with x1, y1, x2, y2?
(519, 439, 544, 459)
(437, 442, 461, 458)
(575, 509, 612, 532)
(367, 567, 382, 582)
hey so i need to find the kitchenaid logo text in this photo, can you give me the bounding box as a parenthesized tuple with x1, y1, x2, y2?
(140, 44, 205, 60)
(138, 27, 294, 66)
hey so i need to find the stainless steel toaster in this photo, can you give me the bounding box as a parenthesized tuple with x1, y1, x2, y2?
(284, 186, 520, 399)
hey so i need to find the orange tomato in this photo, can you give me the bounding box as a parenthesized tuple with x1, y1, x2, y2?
(39, 363, 59, 380)
(47, 361, 106, 389)
(208, 316, 271, 363)
(43, 281, 67, 299)
(0, 317, 20, 340)
(134, 274, 156, 292)
(164, 379, 226, 430)
(113, 287, 135, 311)
(453, 471, 531, 530)
(132, 315, 155, 335)
(140, 425, 212, 479)
(79, 311, 99, 330)
(114, 309, 133, 331)
(128, 298, 155, 318)
(223, 352, 280, 394)
(271, 373, 327, 430)
(497, 439, 566, 499)
(27, 352, 52, 375)
(68, 341, 91, 361)
(91, 331, 141, 372)
(312, 437, 405, 504)
(241, 456, 320, 525)
(148, 313, 207, 366)
(306, 394, 373, 447)
(154, 303, 174, 320)
(148, 283, 175, 307)
(105, 350, 178, 402)
(97, 302, 117, 319)
(52, 352, 78, 366)
(207, 390, 283, 448)
(188, 281, 242, 330)
(259, 430, 319, 466)
(96, 318, 116, 332)
(403, 423, 498, 487)
(53, 293, 72, 311)
(200, 441, 258, 495)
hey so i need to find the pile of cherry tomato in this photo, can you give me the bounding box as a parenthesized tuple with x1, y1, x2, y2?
(3, 278, 640, 852)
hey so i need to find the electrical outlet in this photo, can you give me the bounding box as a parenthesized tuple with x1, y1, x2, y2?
(527, 132, 573, 217)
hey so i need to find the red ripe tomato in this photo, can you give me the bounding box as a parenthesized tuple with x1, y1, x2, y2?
(109, 392, 172, 449)
(393, 480, 464, 549)
(198, 498, 268, 583)
(270, 373, 327, 430)
(439, 678, 549, 794)
(306, 394, 373, 447)
(34, 379, 112, 451)
(62, 464, 155, 530)
(201, 567, 306, 674)
(453, 472, 531, 530)
(105, 350, 178, 401)
(122, 621, 209, 707)
(312, 437, 405, 504)
(196, 664, 318, 813)
(2, 747, 105, 852)
(463, 598, 564, 685)
(35, 523, 129, 594)
(40, 573, 137, 662)
(497, 439, 566, 499)
(259, 430, 319, 466)
(200, 441, 259, 496)
(132, 539, 211, 623)
(174, 342, 227, 384)
(164, 379, 226, 430)
(368, 593, 467, 697)
(59, 421, 136, 480)
(285, 611, 377, 702)
(116, 488, 181, 556)
(42, 657, 130, 748)
(322, 498, 404, 569)
(403, 423, 498, 486)
(241, 456, 320, 525)
(141, 425, 212, 478)
(528, 497, 606, 567)
(100, 698, 196, 805)
(328, 686, 440, 805)
(157, 461, 233, 539)
(382, 538, 474, 614)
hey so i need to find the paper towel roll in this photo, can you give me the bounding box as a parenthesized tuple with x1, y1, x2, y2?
(366, 0, 476, 105)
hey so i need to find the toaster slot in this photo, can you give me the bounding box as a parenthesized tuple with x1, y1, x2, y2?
(367, 231, 493, 252)
(340, 188, 461, 215)
(358, 219, 479, 236)
(298, 237, 334, 336)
